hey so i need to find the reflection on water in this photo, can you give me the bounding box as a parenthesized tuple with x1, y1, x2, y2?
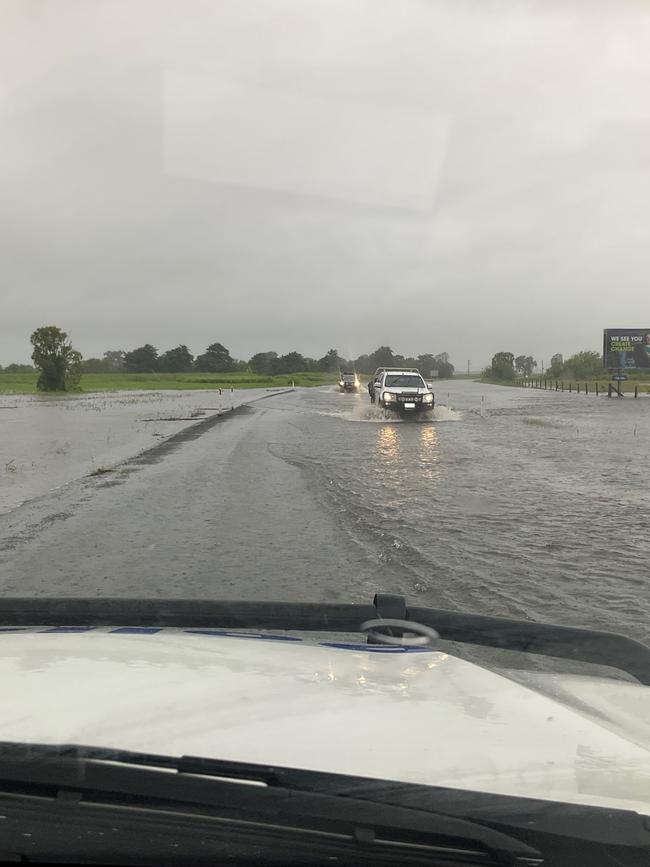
(372, 423, 441, 511)
(418, 424, 440, 483)
(375, 423, 440, 484)
(376, 425, 399, 463)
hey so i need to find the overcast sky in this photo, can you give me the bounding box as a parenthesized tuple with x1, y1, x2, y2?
(2, 0, 650, 368)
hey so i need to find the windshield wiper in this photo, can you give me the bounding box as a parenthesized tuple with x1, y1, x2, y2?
(0, 741, 543, 866)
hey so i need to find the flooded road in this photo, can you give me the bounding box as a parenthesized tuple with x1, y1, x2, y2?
(0, 389, 274, 514)
(0, 382, 648, 647)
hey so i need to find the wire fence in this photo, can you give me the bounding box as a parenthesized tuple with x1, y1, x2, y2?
(518, 378, 649, 397)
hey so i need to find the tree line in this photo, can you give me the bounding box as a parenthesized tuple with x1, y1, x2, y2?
(4, 326, 456, 391)
(80, 344, 455, 378)
(484, 350, 604, 381)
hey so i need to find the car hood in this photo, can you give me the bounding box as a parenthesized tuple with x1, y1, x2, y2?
(1, 628, 648, 815)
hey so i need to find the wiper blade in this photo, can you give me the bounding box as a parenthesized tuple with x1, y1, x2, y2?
(0, 741, 543, 866)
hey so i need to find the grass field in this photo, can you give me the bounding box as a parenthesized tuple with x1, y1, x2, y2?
(0, 371, 338, 395)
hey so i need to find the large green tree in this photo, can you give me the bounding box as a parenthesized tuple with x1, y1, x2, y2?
(316, 348, 346, 372)
(160, 345, 194, 372)
(248, 351, 278, 375)
(514, 355, 536, 377)
(195, 342, 235, 372)
(432, 351, 455, 378)
(488, 351, 515, 380)
(367, 346, 400, 370)
(103, 350, 126, 371)
(561, 350, 603, 380)
(30, 326, 82, 391)
(270, 351, 306, 374)
(124, 344, 159, 373)
(548, 353, 563, 377)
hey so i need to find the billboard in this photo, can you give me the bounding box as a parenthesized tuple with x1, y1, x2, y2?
(603, 328, 650, 370)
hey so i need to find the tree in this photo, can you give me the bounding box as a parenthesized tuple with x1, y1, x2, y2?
(82, 357, 109, 373)
(514, 355, 537, 377)
(124, 344, 159, 373)
(248, 351, 278, 375)
(548, 353, 563, 377)
(103, 350, 126, 371)
(160, 345, 194, 372)
(30, 325, 82, 391)
(270, 351, 306, 375)
(432, 351, 455, 379)
(487, 351, 515, 380)
(3, 363, 36, 373)
(368, 346, 398, 370)
(561, 350, 603, 380)
(195, 342, 235, 372)
(352, 353, 372, 374)
(316, 348, 346, 372)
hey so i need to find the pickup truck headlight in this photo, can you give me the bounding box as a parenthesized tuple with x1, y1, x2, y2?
(383, 392, 394, 401)
(423, 393, 434, 403)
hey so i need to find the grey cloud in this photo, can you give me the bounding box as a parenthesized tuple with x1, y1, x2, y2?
(2, 0, 650, 366)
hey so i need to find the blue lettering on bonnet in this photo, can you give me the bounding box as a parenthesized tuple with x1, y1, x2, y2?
(0, 627, 432, 652)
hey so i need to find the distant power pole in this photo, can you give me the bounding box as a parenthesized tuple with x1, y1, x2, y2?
(541, 360, 544, 373)
(467, 360, 470, 377)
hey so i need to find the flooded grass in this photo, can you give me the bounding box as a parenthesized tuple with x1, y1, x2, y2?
(0, 388, 276, 513)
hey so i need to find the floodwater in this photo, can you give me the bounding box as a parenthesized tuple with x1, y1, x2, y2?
(0, 381, 648, 648)
(0, 389, 274, 514)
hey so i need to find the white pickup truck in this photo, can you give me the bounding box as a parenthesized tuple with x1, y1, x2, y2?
(374, 369, 435, 416)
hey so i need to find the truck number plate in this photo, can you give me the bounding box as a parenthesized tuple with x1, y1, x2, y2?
(404, 402, 416, 409)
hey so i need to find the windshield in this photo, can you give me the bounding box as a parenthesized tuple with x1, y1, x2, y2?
(384, 375, 424, 388)
(2, 0, 649, 862)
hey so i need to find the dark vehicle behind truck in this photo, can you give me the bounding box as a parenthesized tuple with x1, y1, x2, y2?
(339, 372, 360, 393)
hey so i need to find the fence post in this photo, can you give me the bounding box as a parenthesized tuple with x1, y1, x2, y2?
(585, 383, 588, 395)
(569, 383, 572, 392)
(596, 383, 599, 396)
(608, 384, 612, 398)
(635, 385, 638, 398)
(577, 383, 581, 393)
(561, 381, 564, 391)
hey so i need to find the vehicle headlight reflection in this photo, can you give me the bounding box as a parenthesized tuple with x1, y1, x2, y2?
(377, 425, 399, 462)
(419, 425, 440, 482)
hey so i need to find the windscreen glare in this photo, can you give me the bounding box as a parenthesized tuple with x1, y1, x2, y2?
(384, 375, 424, 388)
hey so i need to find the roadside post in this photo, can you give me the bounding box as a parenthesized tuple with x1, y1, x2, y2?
(610, 369, 627, 398)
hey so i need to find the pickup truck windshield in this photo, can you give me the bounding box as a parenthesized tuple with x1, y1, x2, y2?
(384, 375, 424, 388)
